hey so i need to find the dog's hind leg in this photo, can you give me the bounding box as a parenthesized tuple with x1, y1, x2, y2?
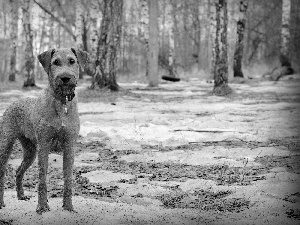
(0, 130, 16, 208)
(16, 136, 37, 200)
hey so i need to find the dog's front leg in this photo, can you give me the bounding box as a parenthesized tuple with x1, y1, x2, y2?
(62, 139, 75, 212)
(36, 143, 50, 214)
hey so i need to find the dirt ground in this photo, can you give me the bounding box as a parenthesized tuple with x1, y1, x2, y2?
(0, 76, 300, 225)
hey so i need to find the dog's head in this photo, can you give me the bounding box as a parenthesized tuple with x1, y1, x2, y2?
(38, 48, 88, 103)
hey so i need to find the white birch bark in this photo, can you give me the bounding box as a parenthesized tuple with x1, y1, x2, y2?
(212, 0, 233, 96)
(75, 0, 84, 50)
(22, 0, 35, 87)
(8, 0, 18, 81)
(148, 0, 159, 87)
(281, 0, 291, 66)
(90, 0, 100, 88)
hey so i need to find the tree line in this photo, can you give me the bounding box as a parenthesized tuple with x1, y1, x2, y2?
(0, 0, 299, 95)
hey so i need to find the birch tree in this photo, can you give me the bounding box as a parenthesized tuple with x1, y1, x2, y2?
(139, 0, 149, 76)
(89, 0, 100, 89)
(170, 0, 179, 77)
(212, 0, 233, 96)
(48, 13, 54, 48)
(148, 0, 159, 87)
(233, 0, 248, 78)
(199, 0, 211, 74)
(210, 0, 217, 78)
(75, 0, 84, 78)
(22, 0, 36, 87)
(75, 0, 84, 50)
(8, 0, 18, 82)
(280, 0, 291, 67)
(167, 2, 175, 77)
(0, 0, 10, 82)
(93, 0, 123, 91)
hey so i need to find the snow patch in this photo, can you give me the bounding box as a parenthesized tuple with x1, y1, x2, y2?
(81, 170, 135, 184)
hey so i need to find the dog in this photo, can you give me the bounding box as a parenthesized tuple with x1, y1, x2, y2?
(0, 48, 88, 214)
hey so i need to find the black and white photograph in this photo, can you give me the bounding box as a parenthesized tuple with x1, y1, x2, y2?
(0, 0, 299, 224)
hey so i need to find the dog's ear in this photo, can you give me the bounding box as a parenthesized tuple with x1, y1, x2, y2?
(71, 48, 89, 69)
(38, 49, 55, 74)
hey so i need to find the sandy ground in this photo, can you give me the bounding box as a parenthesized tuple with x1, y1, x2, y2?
(0, 77, 300, 225)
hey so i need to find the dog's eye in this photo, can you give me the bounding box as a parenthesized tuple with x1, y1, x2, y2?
(53, 59, 60, 66)
(69, 59, 75, 64)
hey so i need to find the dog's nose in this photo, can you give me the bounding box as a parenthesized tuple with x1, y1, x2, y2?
(61, 77, 71, 84)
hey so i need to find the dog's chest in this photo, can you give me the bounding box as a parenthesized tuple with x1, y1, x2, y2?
(51, 101, 76, 129)
(49, 110, 77, 134)
(32, 94, 80, 142)
(50, 115, 71, 131)
(37, 103, 78, 136)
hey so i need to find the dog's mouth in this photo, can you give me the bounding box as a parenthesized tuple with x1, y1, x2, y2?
(54, 80, 76, 104)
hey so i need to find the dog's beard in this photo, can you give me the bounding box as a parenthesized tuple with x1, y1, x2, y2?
(54, 81, 76, 104)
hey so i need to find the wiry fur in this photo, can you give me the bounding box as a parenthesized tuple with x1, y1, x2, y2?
(0, 48, 88, 214)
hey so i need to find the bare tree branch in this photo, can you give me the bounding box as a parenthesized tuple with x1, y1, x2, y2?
(33, 0, 76, 41)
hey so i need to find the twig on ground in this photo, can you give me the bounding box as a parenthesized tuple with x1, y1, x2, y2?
(174, 129, 246, 134)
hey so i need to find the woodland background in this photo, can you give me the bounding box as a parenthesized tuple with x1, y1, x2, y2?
(0, 0, 299, 93)
(1, 1, 300, 223)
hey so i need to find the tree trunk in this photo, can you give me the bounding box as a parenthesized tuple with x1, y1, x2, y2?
(233, 0, 248, 78)
(0, 1, 9, 39)
(266, 0, 293, 81)
(22, 0, 36, 88)
(157, 0, 174, 78)
(199, 0, 212, 77)
(90, 0, 100, 89)
(48, 12, 54, 48)
(8, 0, 18, 82)
(212, 0, 233, 96)
(170, 1, 179, 77)
(160, 0, 167, 67)
(2, 59, 9, 82)
(75, 0, 84, 79)
(93, 0, 123, 91)
(0, 38, 10, 81)
(82, 15, 89, 52)
(182, 1, 189, 73)
(198, 0, 204, 71)
(210, 0, 216, 78)
(138, 0, 149, 77)
(56, 24, 61, 48)
(227, 0, 237, 81)
(194, 1, 201, 71)
(280, 0, 291, 67)
(147, 0, 159, 87)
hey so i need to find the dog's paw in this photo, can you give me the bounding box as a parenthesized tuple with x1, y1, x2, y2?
(36, 203, 50, 214)
(0, 202, 5, 209)
(18, 195, 31, 201)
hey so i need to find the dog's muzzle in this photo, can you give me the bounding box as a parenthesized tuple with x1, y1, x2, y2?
(54, 74, 77, 104)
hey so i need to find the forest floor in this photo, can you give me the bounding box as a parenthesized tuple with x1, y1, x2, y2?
(0, 76, 300, 225)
